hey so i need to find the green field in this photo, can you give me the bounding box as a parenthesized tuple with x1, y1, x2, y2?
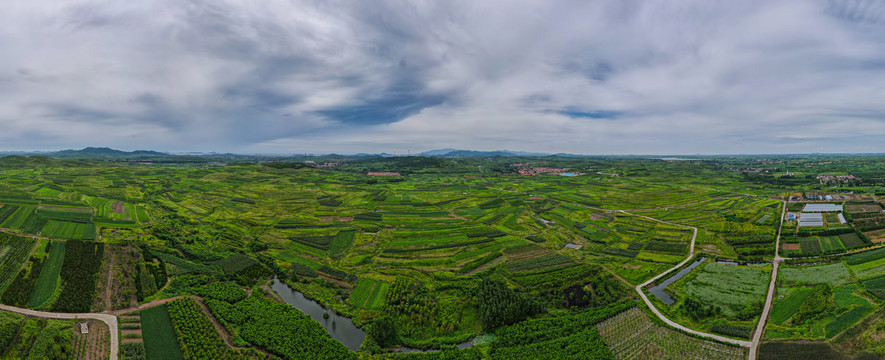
(770, 287, 815, 325)
(679, 262, 770, 317)
(849, 256, 885, 279)
(27, 242, 66, 309)
(140, 305, 184, 360)
(778, 263, 853, 286)
(349, 278, 390, 309)
(0, 152, 883, 357)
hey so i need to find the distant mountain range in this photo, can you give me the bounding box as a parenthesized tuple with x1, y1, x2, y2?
(53, 147, 168, 157)
(416, 149, 558, 157)
(0, 147, 582, 158)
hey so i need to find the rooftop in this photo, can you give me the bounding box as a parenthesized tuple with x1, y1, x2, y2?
(802, 204, 843, 212)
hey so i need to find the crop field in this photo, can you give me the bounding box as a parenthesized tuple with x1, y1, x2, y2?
(770, 287, 815, 325)
(861, 274, 885, 299)
(848, 256, 885, 279)
(349, 278, 389, 309)
(28, 241, 65, 309)
(140, 305, 184, 360)
(778, 263, 853, 286)
(846, 204, 883, 214)
(597, 307, 747, 360)
(677, 262, 770, 317)
(767, 275, 875, 341)
(0, 233, 37, 292)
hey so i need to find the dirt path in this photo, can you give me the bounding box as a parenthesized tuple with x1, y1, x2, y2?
(193, 297, 235, 346)
(109, 295, 192, 316)
(104, 250, 116, 311)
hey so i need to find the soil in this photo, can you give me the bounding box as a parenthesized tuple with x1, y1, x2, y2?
(111, 201, 125, 215)
(70, 320, 110, 360)
(92, 245, 140, 312)
(781, 243, 800, 251)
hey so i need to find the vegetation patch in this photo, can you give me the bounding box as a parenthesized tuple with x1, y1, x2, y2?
(140, 305, 184, 360)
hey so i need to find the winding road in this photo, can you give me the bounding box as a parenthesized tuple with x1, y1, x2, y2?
(0, 304, 119, 360)
(625, 210, 754, 348)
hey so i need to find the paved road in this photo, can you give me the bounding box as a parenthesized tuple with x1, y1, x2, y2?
(0, 304, 118, 360)
(625, 210, 753, 348)
(748, 200, 788, 359)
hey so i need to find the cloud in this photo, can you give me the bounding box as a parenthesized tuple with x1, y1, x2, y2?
(0, 0, 883, 154)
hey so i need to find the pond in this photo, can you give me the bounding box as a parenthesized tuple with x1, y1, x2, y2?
(271, 277, 366, 351)
(647, 257, 706, 305)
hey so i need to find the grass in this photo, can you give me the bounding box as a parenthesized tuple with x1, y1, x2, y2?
(770, 287, 815, 325)
(27, 241, 66, 309)
(140, 305, 185, 360)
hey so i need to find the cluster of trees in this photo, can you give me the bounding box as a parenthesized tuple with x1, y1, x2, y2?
(23, 322, 71, 360)
(166, 298, 245, 360)
(384, 279, 444, 336)
(487, 302, 633, 360)
(232, 295, 354, 360)
(794, 284, 834, 325)
(52, 240, 103, 312)
(736, 300, 764, 321)
(2, 255, 45, 306)
(475, 279, 542, 330)
(120, 343, 146, 360)
(198, 282, 246, 303)
(0, 313, 22, 352)
(135, 246, 169, 302)
(682, 297, 722, 321)
(561, 274, 626, 308)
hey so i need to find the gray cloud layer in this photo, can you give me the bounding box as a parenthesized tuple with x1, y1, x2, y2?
(1, 0, 883, 154)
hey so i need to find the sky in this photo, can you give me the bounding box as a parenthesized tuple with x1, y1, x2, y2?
(1, 0, 884, 155)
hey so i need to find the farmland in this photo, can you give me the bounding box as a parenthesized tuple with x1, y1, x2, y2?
(765, 262, 877, 342)
(597, 307, 747, 360)
(140, 305, 184, 360)
(28, 241, 65, 309)
(0, 153, 883, 358)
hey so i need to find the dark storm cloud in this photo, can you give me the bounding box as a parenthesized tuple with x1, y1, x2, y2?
(0, 0, 883, 154)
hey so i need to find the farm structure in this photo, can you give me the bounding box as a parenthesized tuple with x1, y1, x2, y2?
(798, 213, 823, 227)
(801, 204, 843, 212)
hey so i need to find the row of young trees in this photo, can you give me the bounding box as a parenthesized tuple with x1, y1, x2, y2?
(52, 240, 103, 312)
(166, 298, 259, 360)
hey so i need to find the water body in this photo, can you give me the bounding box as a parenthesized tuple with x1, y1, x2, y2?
(647, 257, 706, 305)
(271, 277, 366, 351)
(271, 278, 479, 352)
